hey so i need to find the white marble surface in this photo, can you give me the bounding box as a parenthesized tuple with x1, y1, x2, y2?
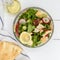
(0, 0, 60, 60)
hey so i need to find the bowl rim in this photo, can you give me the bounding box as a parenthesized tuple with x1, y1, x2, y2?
(13, 7, 54, 48)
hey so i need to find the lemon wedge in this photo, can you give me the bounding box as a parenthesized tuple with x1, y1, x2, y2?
(7, 0, 21, 14)
(19, 32, 33, 46)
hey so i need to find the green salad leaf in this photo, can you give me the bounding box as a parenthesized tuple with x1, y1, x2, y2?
(19, 8, 37, 20)
(32, 32, 42, 47)
(27, 24, 35, 33)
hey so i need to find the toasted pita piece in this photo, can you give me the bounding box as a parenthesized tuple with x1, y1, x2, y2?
(0, 41, 22, 60)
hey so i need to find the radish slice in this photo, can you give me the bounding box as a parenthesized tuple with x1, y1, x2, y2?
(42, 18, 51, 24)
(19, 19, 26, 24)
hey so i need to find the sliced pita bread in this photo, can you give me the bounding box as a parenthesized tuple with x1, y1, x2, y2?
(0, 41, 22, 60)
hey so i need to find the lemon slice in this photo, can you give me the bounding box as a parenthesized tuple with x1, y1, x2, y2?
(19, 32, 33, 46)
(7, 0, 21, 14)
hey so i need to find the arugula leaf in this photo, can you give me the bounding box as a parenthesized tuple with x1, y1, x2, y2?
(19, 8, 37, 20)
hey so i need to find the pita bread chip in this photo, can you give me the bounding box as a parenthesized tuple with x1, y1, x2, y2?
(0, 41, 22, 60)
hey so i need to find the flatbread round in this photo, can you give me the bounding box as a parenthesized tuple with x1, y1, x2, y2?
(0, 41, 22, 60)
